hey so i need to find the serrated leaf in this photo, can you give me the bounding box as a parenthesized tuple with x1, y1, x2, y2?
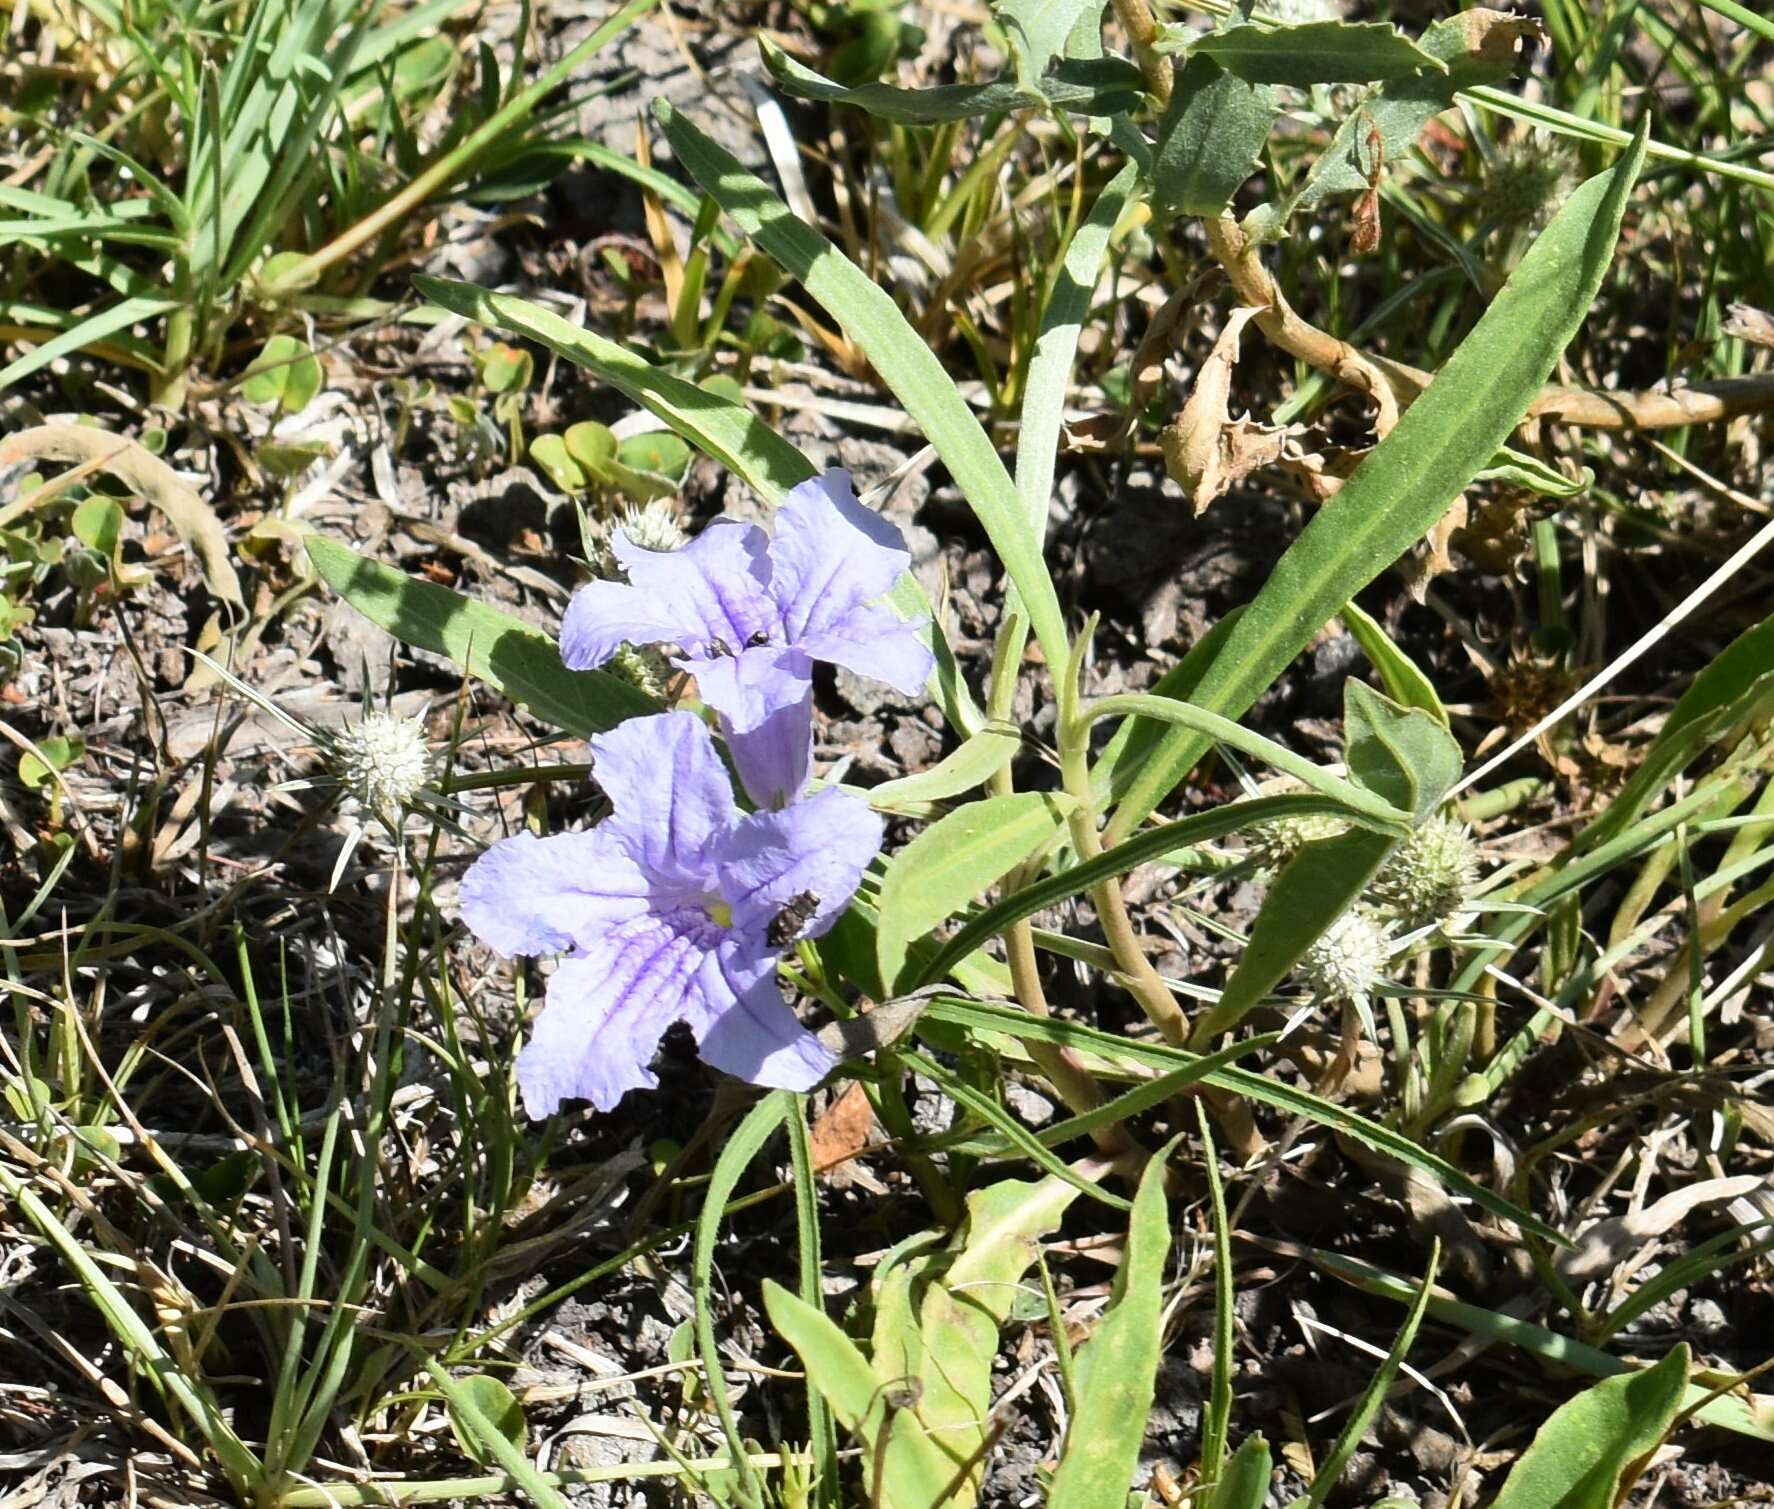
(1048, 1146, 1174, 1509)
(1278, 9, 1540, 224)
(1489, 1345, 1689, 1509)
(306, 536, 653, 736)
(1151, 53, 1278, 219)
(1109, 125, 1649, 840)
(875, 791, 1073, 992)
(1189, 19, 1442, 85)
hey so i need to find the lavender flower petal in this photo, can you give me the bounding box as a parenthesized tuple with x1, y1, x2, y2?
(589, 710, 740, 883)
(682, 645, 814, 810)
(799, 600, 933, 697)
(460, 828, 651, 959)
(718, 785, 885, 941)
(768, 470, 921, 646)
(515, 916, 716, 1115)
(696, 946, 836, 1091)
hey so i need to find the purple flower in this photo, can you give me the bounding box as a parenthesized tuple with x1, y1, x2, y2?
(461, 710, 883, 1117)
(561, 468, 933, 808)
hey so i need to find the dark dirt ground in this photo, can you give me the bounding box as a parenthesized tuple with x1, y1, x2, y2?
(4, 5, 1774, 1507)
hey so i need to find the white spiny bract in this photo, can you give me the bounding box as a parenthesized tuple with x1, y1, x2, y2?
(1247, 809, 1350, 871)
(1369, 815, 1480, 931)
(612, 499, 689, 555)
(1299, 908, 1390, 1006)
(1480, 138, 1578, 231)
(329, 711, 434, 820)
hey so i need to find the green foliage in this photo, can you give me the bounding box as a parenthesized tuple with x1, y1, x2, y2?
(1488, 1346, 1691, 1509)
(1045, 1146, 1173, 1509)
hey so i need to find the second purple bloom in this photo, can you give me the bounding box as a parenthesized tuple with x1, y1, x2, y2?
(560, 468, 933, 807)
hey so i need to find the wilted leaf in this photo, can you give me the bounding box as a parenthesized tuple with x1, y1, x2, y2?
(1161, 307, 1287, 511)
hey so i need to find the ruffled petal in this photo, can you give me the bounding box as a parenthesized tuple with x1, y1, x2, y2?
(768, 470, 915, 646)
(611, 519, 779, 655)
(695, 944, 835, 1092)
(800, 602, 933, 697)
(681, 646, 814, 810)
(514, 911, 720, 1116)
(460, 827, 651, 959)
(717, 786, 884, 942)
(588, 711, 740, 886)
(558, 578, 686, 671)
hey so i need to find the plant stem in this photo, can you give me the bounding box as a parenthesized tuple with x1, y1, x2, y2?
(1111, 0, 1174, 107)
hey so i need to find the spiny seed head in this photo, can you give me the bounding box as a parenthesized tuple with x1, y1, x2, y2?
(1247, 809, 1351, 871)
(1480, 138, 1578, 231)
(607, 642, 674, 699)
(613, 499, 689, 555)
(330, 711, 434, 818)
(1369, 815, 1480, 930)
(1299, 909, 1390, 1004)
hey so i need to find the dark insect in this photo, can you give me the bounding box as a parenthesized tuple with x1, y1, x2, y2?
(767, 890, 820, 947)
(746, 629, 771, 647)
(707, 637, 734, 658)
(1350, 114, 1385, 256)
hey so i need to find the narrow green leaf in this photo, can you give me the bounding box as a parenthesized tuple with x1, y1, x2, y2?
(1196, 1107, 1234, 1485)
(1208, 1434, 1272, 1509)
(1187, 19, 1441, 84)
(307, 536, 654, 736)
(867, 720, 1022, 810)
(695, 1094, 792, 1507)
(1475, 446, 1592, 497)
(1151, 54, 1278, 218)
(1487, 1345, 1690, 1509)
(1047, 1144, 1175, 1509)
(0, 295, 181, 392)
(655, 99, 1071, 671)
(1339, 601, 1448, 728)
(921, 995, 1565, 1244)
(760, 38, 1142, 123)
(423, 1360, 569, 1509)
(444, 1376, 527, 1467)
(1302, 1243, 1441, 1508)
(1108, 124, 1650, 841)
(876, 792, 1074, 991)
(912, 793, 1402, 989)
(1199, 827, 1395, 1040)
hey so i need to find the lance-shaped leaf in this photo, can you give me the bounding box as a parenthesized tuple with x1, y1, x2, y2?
(1151, 53, 1278, 219)
(1186, 19, 1443, 86)
(1107, 124, 1648, 841)
(761, 39, 1143, 124)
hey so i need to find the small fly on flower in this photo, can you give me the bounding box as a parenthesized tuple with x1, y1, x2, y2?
(767, 889, 820, 948)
